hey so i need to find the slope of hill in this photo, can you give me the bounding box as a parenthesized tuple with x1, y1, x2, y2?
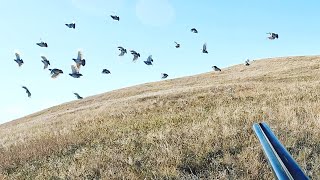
(1, 56, 320, 179)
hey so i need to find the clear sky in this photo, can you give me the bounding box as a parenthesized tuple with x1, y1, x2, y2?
(1, 0, 320, 123)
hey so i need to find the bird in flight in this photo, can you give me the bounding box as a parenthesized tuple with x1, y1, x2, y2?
(49, 68, 63, 78)
(36, 39, 48, 47)
(73, 50, 86, 68)
(202, 43, 208, 54)
(41, 56, 50, 69)
(102, 69, 111, 74)
(74, 92, 83, 99)
(65, 22, 76, 29)
(14, 52, 24, 67)
(144, 55, 153, 65)
(191, 28, 198, 33)
(118, 46, 127, 56)
(174, 41, 180, 48)
(110, 15, 120, 21)
(130, 50, 140, 62)
(22, 86, 31, 98)
(212, 66, 221, 71)
(161, 73, 168, 79)
(245, 59, 250, 66)
(69, 65, 83, 78)
(267, 32, 279, 40)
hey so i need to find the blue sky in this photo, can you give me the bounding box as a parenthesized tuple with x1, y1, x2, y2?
(0, 0, 320, 123)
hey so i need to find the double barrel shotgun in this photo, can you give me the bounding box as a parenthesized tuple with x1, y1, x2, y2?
(253, 122, 310, 180)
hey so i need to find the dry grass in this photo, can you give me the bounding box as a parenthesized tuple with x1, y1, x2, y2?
(1, 56, 320, 179)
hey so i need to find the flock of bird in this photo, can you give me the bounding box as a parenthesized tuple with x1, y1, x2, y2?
(15, 14, 279, 100)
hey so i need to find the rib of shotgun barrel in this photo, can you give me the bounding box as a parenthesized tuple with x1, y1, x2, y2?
(253, 122, 309, 180)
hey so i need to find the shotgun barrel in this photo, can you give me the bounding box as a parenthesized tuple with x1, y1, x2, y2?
(253, 122, 309, 180)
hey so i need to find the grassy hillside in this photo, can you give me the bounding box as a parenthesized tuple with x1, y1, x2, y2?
(1, 56, 320, 179)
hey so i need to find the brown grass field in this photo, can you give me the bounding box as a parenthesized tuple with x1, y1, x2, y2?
(1, 56, 320, 179)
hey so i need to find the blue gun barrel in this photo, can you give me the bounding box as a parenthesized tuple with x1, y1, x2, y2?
(253, 122, 309, 180)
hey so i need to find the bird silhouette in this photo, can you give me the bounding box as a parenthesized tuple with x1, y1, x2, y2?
(245, 59, 250, 66)
(22, 86, 31, 98)
(118, 46, 127, 56)
(191, 28, 198, 33)
(36, 39, 48, 47)
(212, 66, 221, 71)
(130, 50, 140, 62)
(202, 43, 208, 54)
(144, 55, 153, 65)
(73, 50, 86, 68)
(110, 15, 120, 21)
(49, 68, 63, 78)
(267, 32, 279, 40)
(74, 93, 83, 99)
(14, 52, 23, 67)
(161, 73, 168, 79)
(174, 41, 180, 48)
(41, 56, 50, 69)
(69, 65, 83, 78)
(65, 22, 76, 29)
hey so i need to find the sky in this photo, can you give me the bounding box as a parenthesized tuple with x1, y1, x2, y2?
(0, 0, 320, 123)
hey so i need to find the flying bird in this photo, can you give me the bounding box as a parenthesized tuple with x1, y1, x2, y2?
(161, 73, 168, 79)
(102, 69, 111, 74)
(144, 55, 153, 65)
(191, 28, 198, 33)
(41, 56, 50, 69)
(118, 46, 127, 56)
(22, 86, 31, 98)
(36, 40, 48, 47)
(73, 50, 86, 68)
(14, 52, 24, 67)
(74, 93, 83, 99)
(65, 22, 76, 29)
(49, 68, 63, 78)
(267, 32, 279, 40)
(212, 66, 221, 71)
(174, 41, 180, 48)
(202, 43, 208, 54)
(110, 15, 120, 21)
(245, 59, 250, 66)
(69, 65, 83, 78)
(130, 50, 140, 62)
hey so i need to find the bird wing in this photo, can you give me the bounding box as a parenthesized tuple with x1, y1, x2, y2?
(119, 51, 125, 56)
(71, 65, 79, 74)
(15, 52, 21, 60)
(43, 62, 49, 69)
(27, 90, 31, 97)
(51, 73, 59, 78)
(147, 55, 152, 62)
(77, 50, 83, 60)
(74, 93, 80, 97)
(133, 54, 138, 62)
(41, 56, 47, 61)
(22, 86, 31, 97)
(203, 43, 207, 50)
